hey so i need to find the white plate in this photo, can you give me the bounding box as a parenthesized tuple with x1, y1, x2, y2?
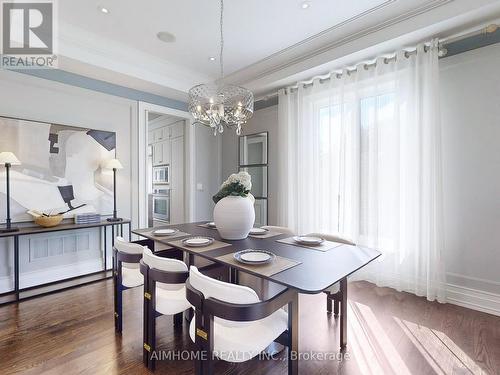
(206, 222, 216, 228)
(249, 228, 268, 235)
(293, 236, 324, 245)
(240, 251, 272, 262)
(183, 237, 212, 247)
(153, 228, 178, 236)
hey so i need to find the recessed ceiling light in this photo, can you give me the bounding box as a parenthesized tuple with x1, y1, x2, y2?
(301, 1, 310, 9)
(157, 31, 176, 43)
(209, 57, 216, 61)
(98, 6, 109, 14)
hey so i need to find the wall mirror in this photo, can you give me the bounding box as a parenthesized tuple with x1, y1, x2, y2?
(239, 132, 268, 226)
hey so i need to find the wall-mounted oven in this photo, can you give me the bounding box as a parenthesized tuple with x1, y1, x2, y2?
(151, 188, 170, 222)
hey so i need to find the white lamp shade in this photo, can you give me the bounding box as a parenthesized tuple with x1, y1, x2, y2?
(0, 152, 21, 165)
(102, 158, 124, 170)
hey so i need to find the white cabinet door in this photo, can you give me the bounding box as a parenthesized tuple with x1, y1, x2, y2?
(162, 140, 171, 165)
(170, 121, 184, 138)
(170, 136, 184, 223)
(152, 142, 162, 165)
(154, 128, 167, 142)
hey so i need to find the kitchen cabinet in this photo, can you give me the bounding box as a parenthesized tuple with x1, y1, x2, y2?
(170, 122, 184, 138)
(152, 140, 170, 166)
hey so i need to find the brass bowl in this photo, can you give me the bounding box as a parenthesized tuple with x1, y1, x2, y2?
(35, 214, 63, 228)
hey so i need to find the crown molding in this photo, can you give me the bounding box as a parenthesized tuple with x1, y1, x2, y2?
(57, 23, 212, 93)
(226, 0, 454, 85)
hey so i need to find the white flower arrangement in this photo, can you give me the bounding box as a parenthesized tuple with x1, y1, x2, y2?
(213, 171, 252, 203)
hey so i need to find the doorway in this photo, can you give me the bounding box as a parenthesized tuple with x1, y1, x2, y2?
(136, 102, 194, 228)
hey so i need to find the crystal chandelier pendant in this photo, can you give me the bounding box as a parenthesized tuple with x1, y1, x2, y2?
(188, 0, 254, 136)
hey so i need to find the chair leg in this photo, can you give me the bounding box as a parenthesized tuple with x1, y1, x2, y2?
(174, 312, 183, 328)
(114, 271, 123, 333)
(148, 295, 156, 371)
(326, 293, 332, 313)
(288, 292, 299, 375)
(143, 289, 149, 367)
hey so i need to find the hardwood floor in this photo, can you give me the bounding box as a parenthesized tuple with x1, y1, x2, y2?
(0, 280, 499, 375)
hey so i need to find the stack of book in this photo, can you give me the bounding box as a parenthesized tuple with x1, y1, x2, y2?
(74, 213, 101, 224)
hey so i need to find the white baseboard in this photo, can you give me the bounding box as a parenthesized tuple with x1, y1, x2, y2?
(446, 283, 500, 317)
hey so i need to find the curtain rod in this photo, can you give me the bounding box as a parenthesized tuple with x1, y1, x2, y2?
(287, 43, 434, 91)
(255, 23, 499, 100)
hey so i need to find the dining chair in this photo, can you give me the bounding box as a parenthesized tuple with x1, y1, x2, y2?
(261, 225, 296, 235)
(306, 232, 355, 317)
(113, 236, 145, 333)
(186, 266, 298, 374)
(140, 247, 191, 371)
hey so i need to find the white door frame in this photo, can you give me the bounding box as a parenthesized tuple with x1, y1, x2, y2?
(135, 102, 195, 228)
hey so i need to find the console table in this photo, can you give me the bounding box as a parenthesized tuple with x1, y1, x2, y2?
(0, 219, 131, 305)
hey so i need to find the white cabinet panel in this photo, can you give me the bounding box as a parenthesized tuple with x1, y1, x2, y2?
(162, 140, 171, 165)
(170, 121, 184, 138)
(170, 136, 184, 223)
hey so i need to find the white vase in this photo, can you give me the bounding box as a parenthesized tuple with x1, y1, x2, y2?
(213, 196, 255, 240)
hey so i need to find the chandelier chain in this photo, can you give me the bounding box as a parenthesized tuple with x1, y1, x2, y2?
(219, 0, 224, 79)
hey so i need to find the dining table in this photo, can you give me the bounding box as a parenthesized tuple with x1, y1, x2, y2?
(133, 222, 381, 374)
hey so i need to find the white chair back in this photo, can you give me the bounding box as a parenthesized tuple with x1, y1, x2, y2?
(306, 233, 355, 246)
(115, 236, 143, 269)
(261, 225, 295, 235)
(189, 266, 260, 327)
(143, 247, 188, 291)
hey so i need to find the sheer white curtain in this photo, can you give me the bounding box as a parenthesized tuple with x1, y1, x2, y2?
(277, 40, 446, 302)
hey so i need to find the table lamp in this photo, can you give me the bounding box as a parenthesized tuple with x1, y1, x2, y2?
(103, 158, 124, 222)
(0, 152, 21, 233)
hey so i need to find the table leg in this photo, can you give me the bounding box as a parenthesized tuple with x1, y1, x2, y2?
(14, 235, 19, 301)
(103, 227, 107, 272)
(340, 277, 347, 350)
(288, 291, 299, 375)
(128, 222, 132, 241)
(112, 224, 115, 246)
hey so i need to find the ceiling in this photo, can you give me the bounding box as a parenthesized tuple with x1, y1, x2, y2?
(56, 0, 500, 100)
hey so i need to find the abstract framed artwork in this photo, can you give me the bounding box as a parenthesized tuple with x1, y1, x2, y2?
(0, 116, 116, 223)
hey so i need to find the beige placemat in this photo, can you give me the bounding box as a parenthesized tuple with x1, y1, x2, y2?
(216, 251, 301, 277)
(249, 230, 283, 239)
(277, 237, 344, 252)
(197, 223, 217, 229)
(167, 238, 231, 253)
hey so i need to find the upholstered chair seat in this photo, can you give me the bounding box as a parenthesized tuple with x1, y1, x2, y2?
(188, 266, 288, 363)
(142, 248, 191, 316)
(113, 237, 146, 333)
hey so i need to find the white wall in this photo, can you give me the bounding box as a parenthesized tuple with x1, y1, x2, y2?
(440, 44, 500, 304)
(221, 105, 279, 224)
(193, 125, 221, 221)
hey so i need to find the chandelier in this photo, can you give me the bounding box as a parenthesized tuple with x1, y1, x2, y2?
(188, 0, 254, 136)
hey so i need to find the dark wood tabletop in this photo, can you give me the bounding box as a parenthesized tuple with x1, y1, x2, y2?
(133, 222, 381, 294)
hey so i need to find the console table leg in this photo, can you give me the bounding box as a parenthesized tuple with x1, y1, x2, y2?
(14, 235, 19, 301)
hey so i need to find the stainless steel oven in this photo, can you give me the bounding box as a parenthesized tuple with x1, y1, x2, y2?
(152, 188, 170, 222)
(153, 165, 169, 184)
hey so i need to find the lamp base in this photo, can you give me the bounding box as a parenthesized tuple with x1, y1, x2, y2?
(107, 217, 123, 223)
(0, 226, 19, 233)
